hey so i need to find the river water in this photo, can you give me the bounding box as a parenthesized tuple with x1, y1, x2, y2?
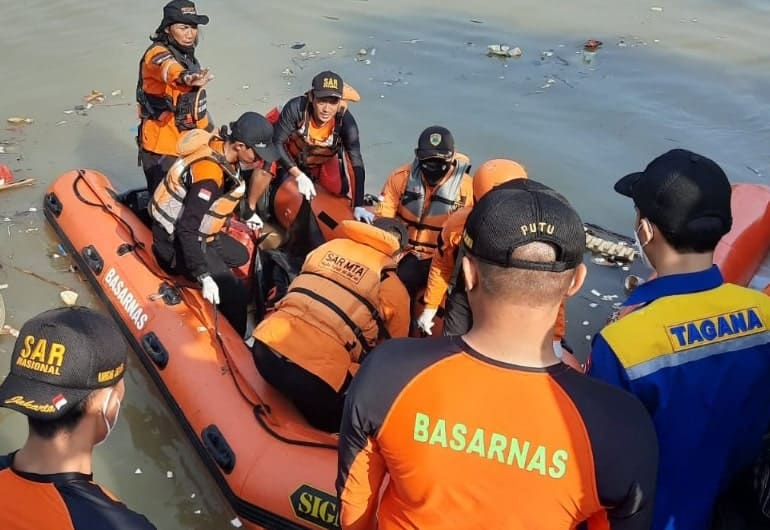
(0, 0, 769, 528)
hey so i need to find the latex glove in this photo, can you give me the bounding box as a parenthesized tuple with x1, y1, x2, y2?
(416, 308, 438, 336)
(200, 275, 220, 305)
(245, 212, 264, 230)
(295, 172, 317, 201)
(354, 207, 375, 224)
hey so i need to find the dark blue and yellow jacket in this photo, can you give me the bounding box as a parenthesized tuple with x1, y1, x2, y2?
(589, 265, 770, 530)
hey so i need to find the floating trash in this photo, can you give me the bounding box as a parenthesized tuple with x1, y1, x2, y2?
(585, 335, 592, 341)
(487, 44, 522, 58)
(590, 289, 601, 297)
(651, 6, 664, 12)
(134, 468, 143, 474)
(291, 42, 306, 50)
(166, 471, 174, 479)
(60, 291, 79, 306)
(583, 39, 603, 51)
(194, 510, 202, 515)
(190, 493, 196, 499)
(111, 89, 123, 97)
(83, 90, 105, 104)
(589, 303, 598, 308)
(582, 320, 590, 326)
(7, 117, 33, 125)
(231, 517, 243, 528)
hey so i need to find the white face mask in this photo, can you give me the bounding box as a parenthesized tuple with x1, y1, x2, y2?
(95, 388, 121, 447)
(633, 222, 654, 270)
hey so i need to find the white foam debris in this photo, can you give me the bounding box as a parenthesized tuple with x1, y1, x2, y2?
(231, 517, 243, 528)
(190, 493, 196, 499)
(590, 289, 601, 297)
(166, 471, 173, 479)
(622, 266, 630, 271)
(582, 320, 590, 326)
(194, 509, 202, 515)
(589, 303, 598, 308)
(585, 335, 592, 341)
(134, 468, 142, 474)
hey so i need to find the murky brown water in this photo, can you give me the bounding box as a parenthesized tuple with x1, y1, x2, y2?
(1, 0, 769, 528)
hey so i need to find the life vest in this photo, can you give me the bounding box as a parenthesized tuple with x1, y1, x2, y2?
(136, 42, 208, 132)
(285, 97, 347, 171)
(150, 130, 243, 242)
(397, 153, 471, 257)
(276, 220, 399, 363)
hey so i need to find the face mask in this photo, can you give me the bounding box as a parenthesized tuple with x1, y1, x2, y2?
(633, 222, 653, 270)
(95, 388, 121, 447)
(420, 158, 449, 185)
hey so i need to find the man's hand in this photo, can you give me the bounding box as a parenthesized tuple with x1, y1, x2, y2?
(199, 274, 220, 305)
(416, 308, 438, 335)
(295, 172, 317, 201)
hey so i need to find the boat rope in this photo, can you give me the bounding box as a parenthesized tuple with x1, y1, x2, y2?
(72, 170, 337, 450)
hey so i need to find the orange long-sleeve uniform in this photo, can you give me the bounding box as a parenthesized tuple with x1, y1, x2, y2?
(378, 155, 473, 259)
(425, 207, 567, 340)
(138, 43, 211, 156)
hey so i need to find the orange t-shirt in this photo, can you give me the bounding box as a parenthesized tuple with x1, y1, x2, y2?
(336, 336, 658, 530)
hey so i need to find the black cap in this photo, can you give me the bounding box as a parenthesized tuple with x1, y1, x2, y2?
(415, 126, 454, 160)
(462, 181, 586, 272)
(230, 112, 280, 163)
(159, 0, 209, 29)
(311, 71, 344, 99)
(0, 307, 127, 420)
(615, 149, 732, 237)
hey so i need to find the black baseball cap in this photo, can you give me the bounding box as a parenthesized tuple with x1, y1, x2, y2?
(311, 71, 344, 99)
(462, 181, 586, 272)
(0, 307, 127, 420)
(415, 126, 455, 160)
(159, 0, 209, 29)
(615, 149, 732, 237)
(230, 112, 280, 163)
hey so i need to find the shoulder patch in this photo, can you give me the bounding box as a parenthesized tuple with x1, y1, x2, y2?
(151, 51, 174, 65)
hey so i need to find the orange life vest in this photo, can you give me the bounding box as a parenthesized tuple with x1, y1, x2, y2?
(253, 221, 400, 389)
(285, 99, 347, 170)
(396, 153, 471, 257)
(150, 130, 243, 242)
(136, 42, 209, 134)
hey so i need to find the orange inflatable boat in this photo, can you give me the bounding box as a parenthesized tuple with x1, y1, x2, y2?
(44, 169, 343, 530)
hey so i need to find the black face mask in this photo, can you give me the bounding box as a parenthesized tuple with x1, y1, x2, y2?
(420, 158, 450, 185)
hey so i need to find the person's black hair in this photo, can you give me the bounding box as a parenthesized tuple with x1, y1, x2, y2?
(27, 394, 92, 440)
(373, 217, 409, 252)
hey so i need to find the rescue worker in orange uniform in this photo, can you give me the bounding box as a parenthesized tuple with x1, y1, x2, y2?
(378, 126, 473, 301)
(150, 112, 279, 338)
(137, 0, 214, 195)
(267, 71, 372, 223)
(416, 161, 580, 368)
(250, 218, 411, 433)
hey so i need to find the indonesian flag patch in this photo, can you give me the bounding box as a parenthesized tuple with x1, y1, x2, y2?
(52, 393, 68, 411)
(197, 188, 212, 202)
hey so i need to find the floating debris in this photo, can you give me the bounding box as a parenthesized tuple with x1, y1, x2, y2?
(291, 42, 306, 50)
(134, 468, 143, 474)
(166, 471, 174, 479)
(470, 19, 484, 23)
(589, 302, 598, 308)
(487, 44, 522, 58)
(583, 39, 603, 51)
(1, 325, 19, 338)
(281, 68, 295, 78)
(590, 289, 602, 297)
(60, 291, 79, 306)
(83, 90, 105, 104)
(358, 48, 368, 56)
(56, 120, 67, 126)
(651, 6, 664, 12)
(241, 84, 250, 89)
(190, 493, 196, 499)
(7, 117, 33, 125)
(624, 275, 644, 294)
(231, 517, 243, 528)
(322, 15, 340, 21)
(194, 510, 202, 515)
(582, 320, 590, 326)
(400, 38, 422, 44)
(111, 89, 123, 97)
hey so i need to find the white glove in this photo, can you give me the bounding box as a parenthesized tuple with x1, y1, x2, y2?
(200, 275, 220, 305)
(245, 212, 263, 230)
(416, 308, 438, 335)
(354, 207, 375, 224)
(295, 172, 317, 201)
